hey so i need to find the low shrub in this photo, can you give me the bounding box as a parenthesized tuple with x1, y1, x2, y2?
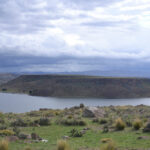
(102, 125, 109, 133)
(0, 130, 14, 136)
(13, 127, 21, 136)
(0, 140, 8, 150)
(133, 119, 143, 130)
(55, 112, 60, 116)
(99, 119, 107, 124)
(18, 133, 30, 140)
(0, 113, 5, 124)
(0, 119, 5, 124)
(11, 118, 28, 127)
(0, 126, 7, 130)
(69, 128, 83, 137)
(57, 118, 86, 126)
(34, 118, 51, 126)
(143, 118, 148, 123)
(57, 140, 70, 150)
(125, 120, 132, 127)
(67, 115, 73, 119)
(115, 118, 125, 131)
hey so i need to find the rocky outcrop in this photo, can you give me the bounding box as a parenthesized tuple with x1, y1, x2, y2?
(82, 107, 105, 118)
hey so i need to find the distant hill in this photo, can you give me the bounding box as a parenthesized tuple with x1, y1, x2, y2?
(0, 73, 18, 85)
(1, 75, 150, 98)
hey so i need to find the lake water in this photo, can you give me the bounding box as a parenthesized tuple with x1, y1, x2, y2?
(1, 92, 150, 113)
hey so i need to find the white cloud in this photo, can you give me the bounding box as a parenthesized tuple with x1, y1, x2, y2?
(0, 0, 150, 60)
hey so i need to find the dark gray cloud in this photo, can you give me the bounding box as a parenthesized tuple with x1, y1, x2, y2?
(0, 0, 150, 75)
(0, 51, 150, 77)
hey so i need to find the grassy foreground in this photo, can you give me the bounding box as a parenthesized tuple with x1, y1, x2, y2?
(1, 105, 150, 150)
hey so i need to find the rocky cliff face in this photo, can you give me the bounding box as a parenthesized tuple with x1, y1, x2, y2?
(1, 75, 150, 98)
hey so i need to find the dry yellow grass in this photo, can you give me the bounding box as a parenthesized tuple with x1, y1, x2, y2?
(115, 118, 126, 130)
(100, 140, 116, 150)
(57, 140, 70, 150)
(0, 140, 8, 150)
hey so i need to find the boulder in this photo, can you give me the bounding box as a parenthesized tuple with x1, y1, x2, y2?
(6, 136, 19, 142)
(62, 136, 70, 140)
(82, 107, 105, 118)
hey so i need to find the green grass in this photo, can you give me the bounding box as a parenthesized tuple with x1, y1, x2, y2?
(2, 105, 150, 150)
(6, 124, 150, 150)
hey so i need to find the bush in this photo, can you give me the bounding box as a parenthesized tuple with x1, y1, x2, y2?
(125, 120, 132, 127)
(67, 115, 73, 119)
(0, 140, 8, 150)
(100, 141, 116, 150)
(57, 140, 70, 150)
(55, 112, 60, 116)
(34, 118, 51, 126)
(99, 119, 107, 124)
(18, 133, 30, 140)
(115, 118, 125, 131)
(102, 125, 109, 133)
(0, 126, 7, 130)
(133, 119, 143, 130)
(11, 118, 28, 127)
(69, 128, 83, 137)
(13, 127, 21, 136)
(0, 130, 14, 136)
(57, 118, 86, 126)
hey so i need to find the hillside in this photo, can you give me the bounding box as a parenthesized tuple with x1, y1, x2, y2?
(1, 75, 150, 98)
(0, 73, 18, 85)
(1, 105, 150, 150)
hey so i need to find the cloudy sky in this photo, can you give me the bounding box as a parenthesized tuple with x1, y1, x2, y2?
(0, 0, 150, 76)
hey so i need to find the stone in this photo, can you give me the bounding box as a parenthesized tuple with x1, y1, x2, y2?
(6, 136, 19, 142)
(83, 127, 90, 131)
(80, 130, 86, 134)
(41, 139, 48, 143)
(62, 136, 70, 140)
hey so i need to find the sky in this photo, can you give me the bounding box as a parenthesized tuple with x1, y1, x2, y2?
(0, 0, 150, 77)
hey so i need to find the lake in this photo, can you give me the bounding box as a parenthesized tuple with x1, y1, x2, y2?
(1, 92, 150, 113)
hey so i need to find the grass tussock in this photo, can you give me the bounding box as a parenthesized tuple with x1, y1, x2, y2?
(133, 119, 143, 130)
(101, 138, 112, 143)
(115, 118, 125, 131)
(100, 140, 116, 150)
(0, 140, 8, 150)
(57, 140, 70, 150)
(0, 130, 14, 136)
